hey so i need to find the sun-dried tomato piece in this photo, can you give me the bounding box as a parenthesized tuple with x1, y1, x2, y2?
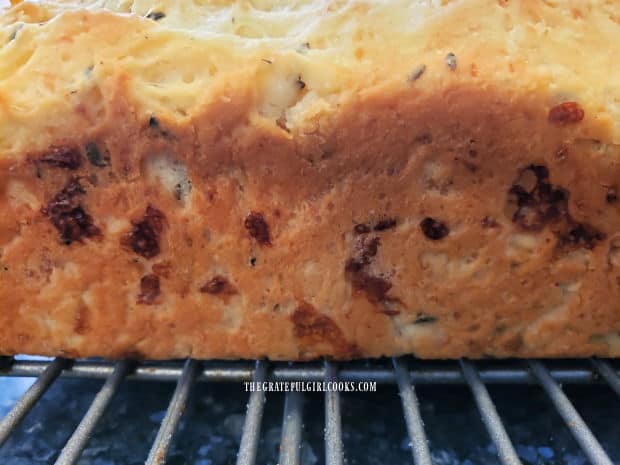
(138, 274, 160, 304)
(348, 271, 392, 303)
(42, 178, 100, 244)
(548, 102, 584, 125)
(122, 206, 166, 258)
(244, 211, 271, 246)
(52, 206, 100, 244)
(558, 224, 605, 251)
(291, 302, 358, 358)
(40, 146, 82, 170)
(506, 164, 604, 253)
(200, 276, 237, 295)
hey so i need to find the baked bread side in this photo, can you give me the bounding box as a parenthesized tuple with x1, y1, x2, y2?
(1, 0, 620, 359)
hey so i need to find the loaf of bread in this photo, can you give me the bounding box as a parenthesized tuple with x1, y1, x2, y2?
(0, 0, 619, 360)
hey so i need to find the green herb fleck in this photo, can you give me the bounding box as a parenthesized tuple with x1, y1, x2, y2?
(146, 11, 166, 21)
(146, 11, 166, 20)
(148, 115, 174, 139)
(296, 42, 311, 54)
(296, 75, 306, 90)
(8, 24, 22, 42)
(85, 142, 109, 168)
(408, 64, 426, 82)
(445, 52, 457, 71)
(414, 313, 437, 324)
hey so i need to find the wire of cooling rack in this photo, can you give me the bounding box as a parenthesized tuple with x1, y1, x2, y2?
(0, 357, 618, 465)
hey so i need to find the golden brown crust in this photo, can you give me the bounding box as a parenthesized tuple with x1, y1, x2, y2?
(1, 1, 620, 359)
(1, 79, 620, 360)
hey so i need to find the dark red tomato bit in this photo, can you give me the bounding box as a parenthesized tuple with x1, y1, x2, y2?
(52, 206, 100, 244)
(40, 146, 82, 170)
(123, 206, 166, 258)
(244, 211, 271, 246)
(138, 274, 160, 304)
(42, 178, 100, 244)
(559, 224, 605, 251)
(548, 102, 584, 125)
(200, 275, 237, 295)
(348, 270, 392, 303)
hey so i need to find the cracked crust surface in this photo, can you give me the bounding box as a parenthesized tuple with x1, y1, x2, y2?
(1, 0, 620, 359)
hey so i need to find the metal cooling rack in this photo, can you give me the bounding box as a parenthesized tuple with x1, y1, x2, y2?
(0, 356, 618, 465)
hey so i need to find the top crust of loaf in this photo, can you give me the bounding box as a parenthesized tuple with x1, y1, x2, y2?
(0, 0, 619, 157)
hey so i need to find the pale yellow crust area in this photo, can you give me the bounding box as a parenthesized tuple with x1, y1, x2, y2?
(0, 0, 620, 359)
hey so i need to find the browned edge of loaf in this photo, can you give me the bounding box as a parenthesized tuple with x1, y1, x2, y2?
(1, 74, 619, 360)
